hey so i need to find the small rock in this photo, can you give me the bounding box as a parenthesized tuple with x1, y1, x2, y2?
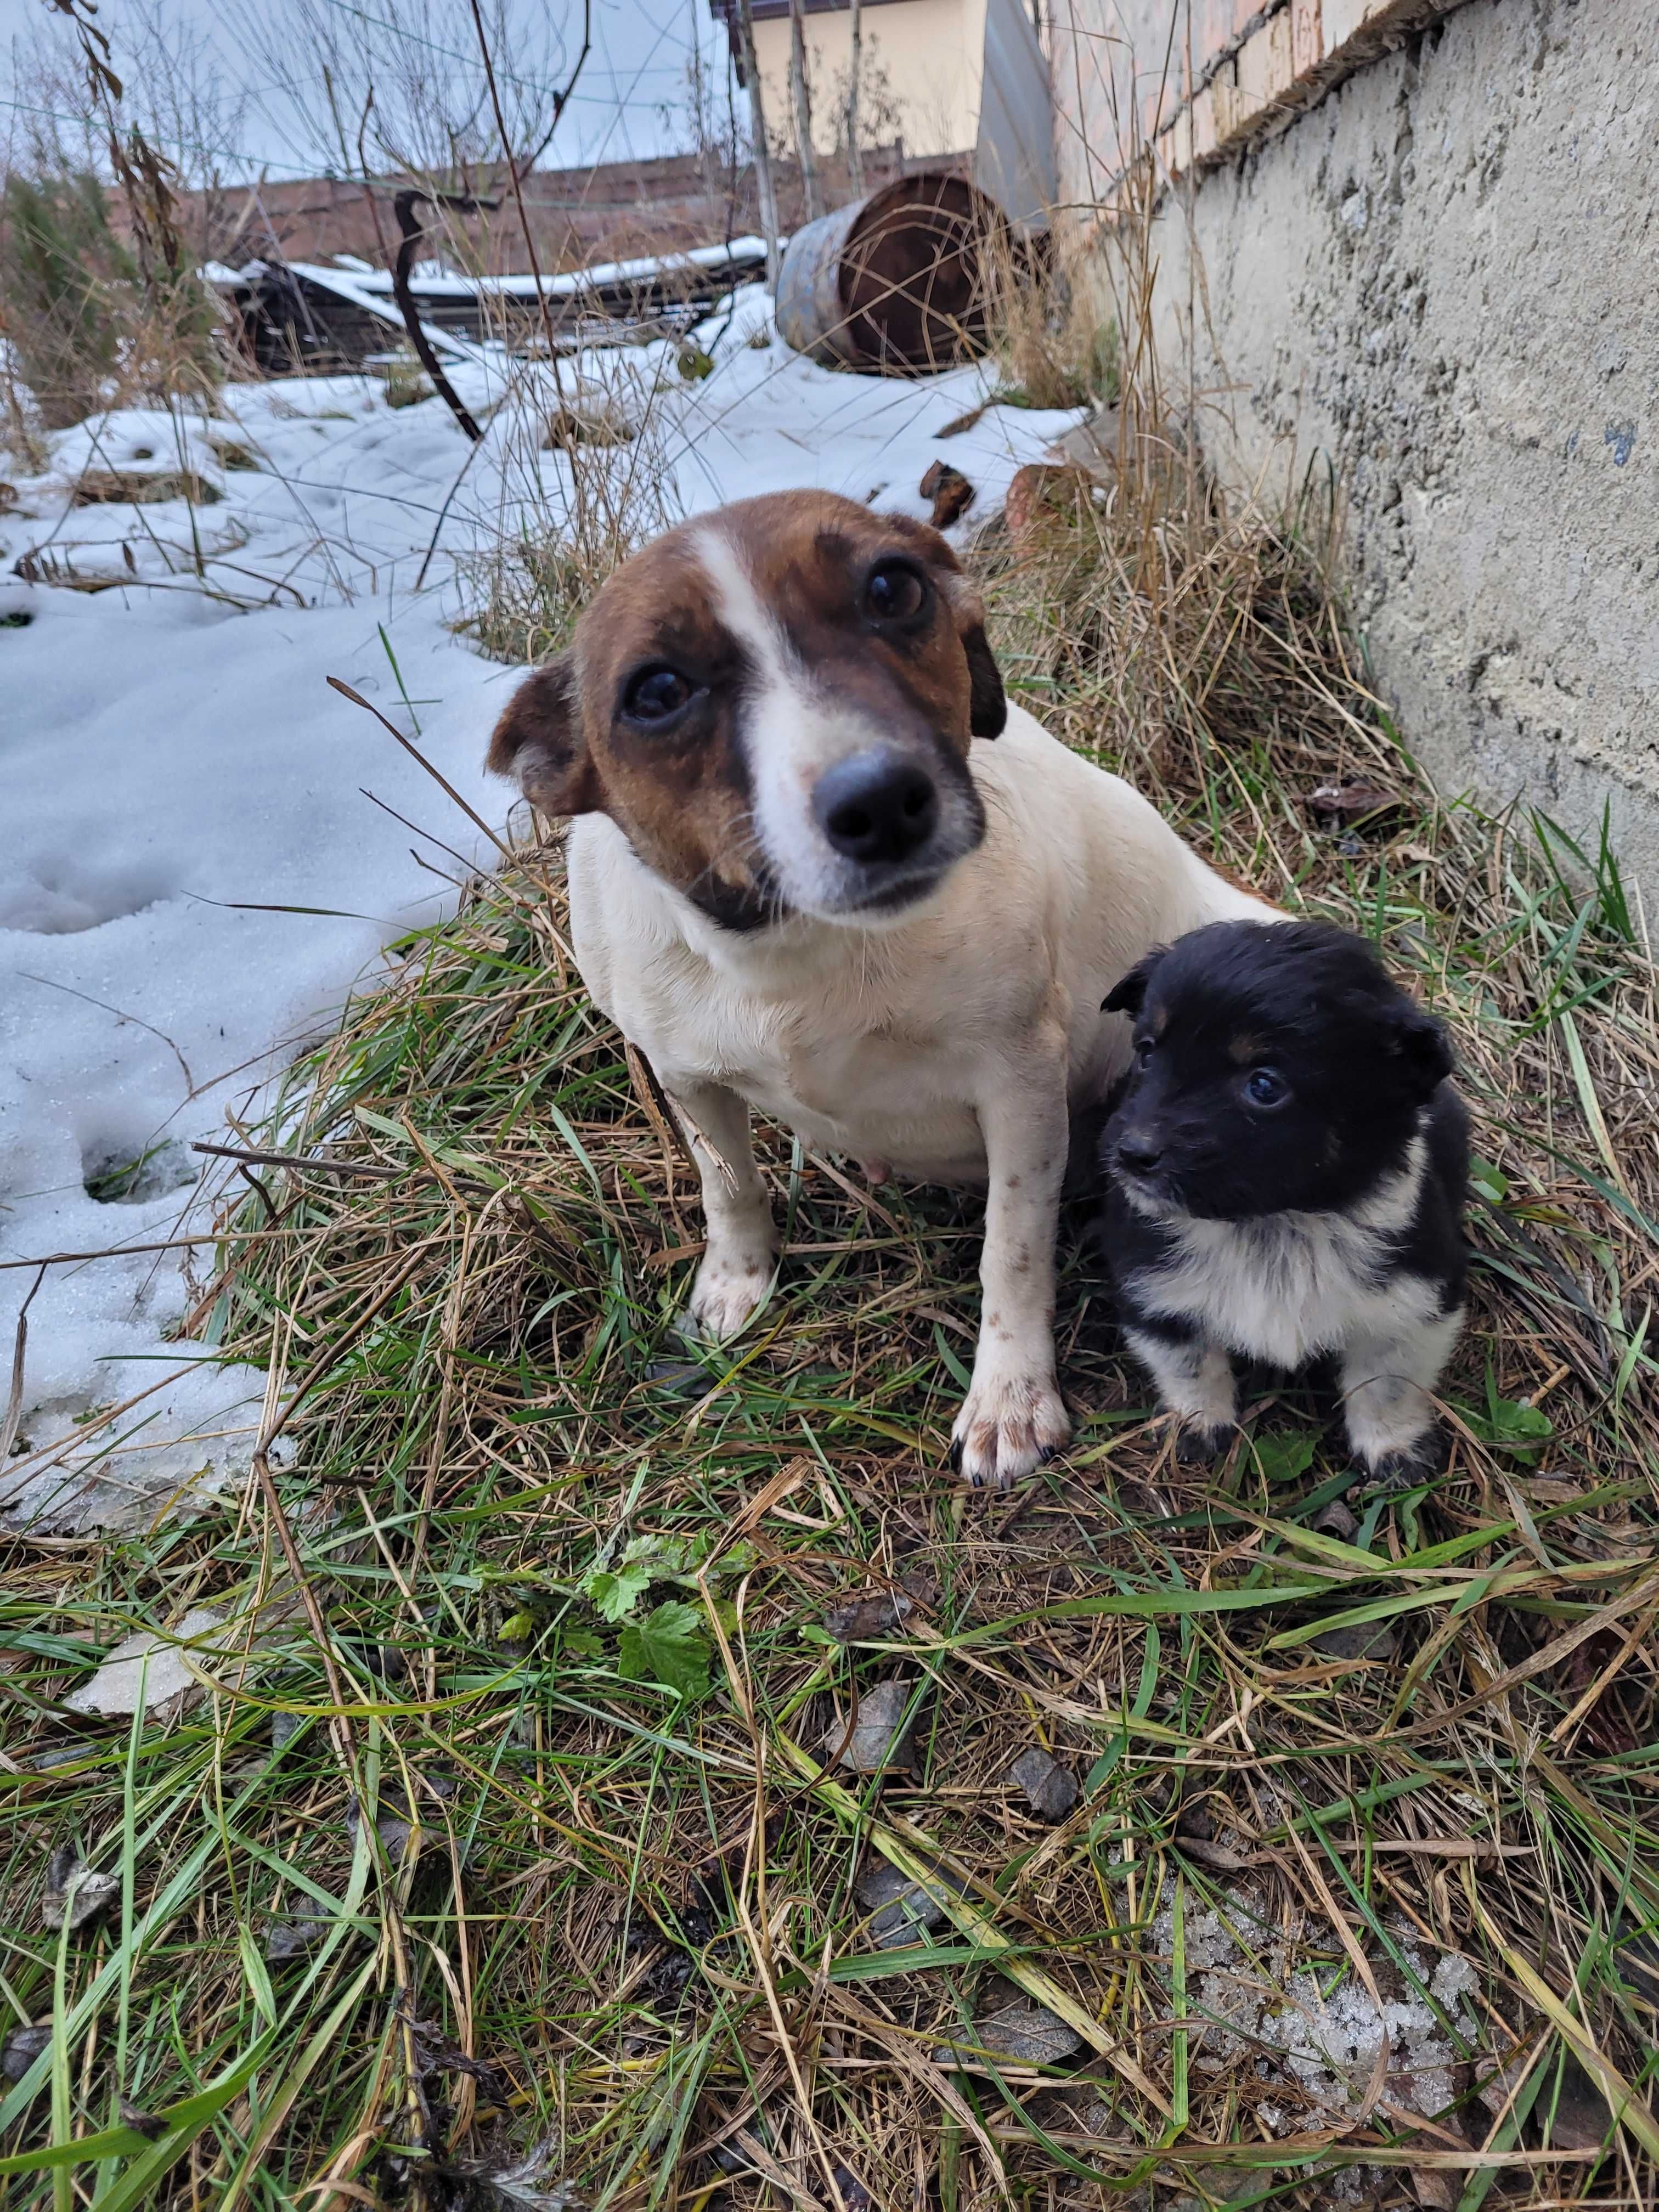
(2, 2024, 52, 2081)
(822, 1590, 913, 1643)
(63, 1606, 223, 1718)
(935, 1998, 1082, 2069)
(42, 1847, 119, 1932)
(919, 459, 975, 529)
(826, 1679, 917, 1775)
(271, 1708, 306, 1753)
(1008, 1747, 1077, 1823)
(1310, 1621, 1397, 1661)
(855, 1857, 957, 1948)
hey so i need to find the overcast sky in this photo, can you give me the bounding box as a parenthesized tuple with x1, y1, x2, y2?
(1, 0, 729, 175)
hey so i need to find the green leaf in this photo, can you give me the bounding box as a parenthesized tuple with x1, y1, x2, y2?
(617, 1601, 712, 1701)
(1463, 1387, 1553, 1459)
(1469, 1155, 1509, 1203)
(496, 1607, 536, 1644)
(583, 1562, 653, 1623)
(1250, 1431, 1317, 1486)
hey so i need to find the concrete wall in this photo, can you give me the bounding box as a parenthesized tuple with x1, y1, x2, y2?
(1052, 0, 1659, 888)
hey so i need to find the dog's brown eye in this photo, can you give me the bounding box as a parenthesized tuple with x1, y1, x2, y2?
(865, 560, 926, 623)
(1135, 1036, 1154, 1066)
(623, 666, 693, 723)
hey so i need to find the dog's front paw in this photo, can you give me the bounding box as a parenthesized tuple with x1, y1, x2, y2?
(1360, 1437, 1444, 1493)
(682, 1244, 774, 1342)
(949, 1368, 1071, 1489)
(1175, 1420, 1234, 1468)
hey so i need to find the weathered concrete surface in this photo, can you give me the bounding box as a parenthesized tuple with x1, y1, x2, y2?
(1146, 0, 1659, 885)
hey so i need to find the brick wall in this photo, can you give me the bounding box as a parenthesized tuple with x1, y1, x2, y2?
(168, 145, 917, 277)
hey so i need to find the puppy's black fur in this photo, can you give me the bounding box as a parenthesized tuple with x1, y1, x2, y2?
(1095, 919, 1469, 1480)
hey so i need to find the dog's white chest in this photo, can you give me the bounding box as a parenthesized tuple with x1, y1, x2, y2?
(1132, 1213, 1424, 1369)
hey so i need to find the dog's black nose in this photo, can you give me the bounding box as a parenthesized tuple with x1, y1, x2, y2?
(1117, 1132, 1164, 1176)
(812, 751, 939, 866)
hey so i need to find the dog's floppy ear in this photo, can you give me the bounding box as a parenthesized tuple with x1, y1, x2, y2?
(1102, 947, 1167, 1018)
(1389, 1003, 1455, 1098)
(962, 617, 1006, 738)
(487, 653, 600, 816)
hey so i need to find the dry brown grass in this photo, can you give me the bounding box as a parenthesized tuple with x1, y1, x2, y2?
(2, 211, 1657, 2212)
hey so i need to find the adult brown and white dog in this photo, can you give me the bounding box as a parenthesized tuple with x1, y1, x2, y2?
(487, 489, 1270, 1485)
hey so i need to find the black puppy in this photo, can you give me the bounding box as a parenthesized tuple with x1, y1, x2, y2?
(1097, 919, 1468, 1479)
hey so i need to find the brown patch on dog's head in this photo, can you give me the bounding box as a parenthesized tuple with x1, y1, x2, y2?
(485, 490, 1006, 929)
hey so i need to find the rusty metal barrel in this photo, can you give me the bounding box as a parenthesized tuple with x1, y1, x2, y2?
(775, 170, 1011, 376)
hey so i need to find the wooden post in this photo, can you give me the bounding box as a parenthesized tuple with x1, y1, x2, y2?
(786, 0, 821, 222)
(846, 0, 865, 195)
(730, 0, 782, 290)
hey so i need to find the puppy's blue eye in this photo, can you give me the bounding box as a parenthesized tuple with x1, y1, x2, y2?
(1135, 1037, 1154, 1065)
(865, 560, 926, 623)
(1246, 1069, 1288, 1107)
(623, 666, 693, 722)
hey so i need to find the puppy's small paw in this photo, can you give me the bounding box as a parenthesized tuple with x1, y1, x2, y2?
(682, 1247, 774, 1342)
(1175, 1421, 1233, 1468)
(950, 1369, 1071, 1489)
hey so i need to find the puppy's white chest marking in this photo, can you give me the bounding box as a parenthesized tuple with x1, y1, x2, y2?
(1131, 1150, 1434, 1369)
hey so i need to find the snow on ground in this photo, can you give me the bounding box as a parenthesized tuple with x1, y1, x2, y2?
(1, 290, 1083, 1526)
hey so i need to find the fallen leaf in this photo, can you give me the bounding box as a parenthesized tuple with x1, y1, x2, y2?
(822, 1590, 913, 1643)
(63, 1605, 223, 1718)
(42, 1847, 119, 1932)
(2, 2024, 51, 2081)
(1538, 2053, 1613, 2152)
(1310, 1620, 1397, 1661)
(430, 2132, 578, 2209)
(120, 2098, 168, 2140)
(1412, 2173, 1455, 2211)
(936, 1998, 1082, 2068)
(828, 2164, 874, 2211)
(919, 459, 975, 528)
(1172, 1835, 1255, 1872)
(1008, 1747, 1077, 1823)
(855, 1857, 958, 1948)
(346, 1772, 458, 1867)
(826, 1678, 918, 1775)
(1305, 782, 1401, 831)
(265, 1898, 332, 1962)
(270, 1709, 306, 1752)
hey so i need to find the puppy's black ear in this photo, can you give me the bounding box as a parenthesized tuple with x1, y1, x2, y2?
(487, 653, 600, 816)
(963, 620, 1006, 737)
(1102, 948, 1166, 1018)
(1390, 1004, 1454, 1097)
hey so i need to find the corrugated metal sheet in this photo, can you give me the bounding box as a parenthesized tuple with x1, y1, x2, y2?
(974, 0, 1058, 227)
